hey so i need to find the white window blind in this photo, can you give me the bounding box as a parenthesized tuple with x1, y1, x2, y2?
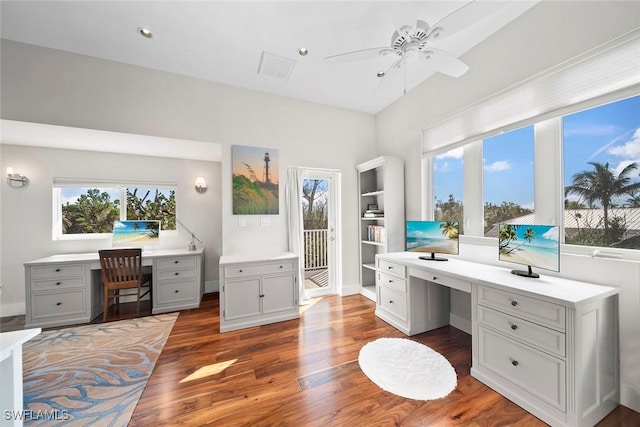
(422, 29, 640, 154)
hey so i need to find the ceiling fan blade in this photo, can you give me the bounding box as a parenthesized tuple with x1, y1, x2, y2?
(430, 0, 502, 41)
(422, 48, 469, 77)
(324, 46, 394, 62)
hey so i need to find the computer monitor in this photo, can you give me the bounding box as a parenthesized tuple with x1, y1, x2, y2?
(498, 223, 560, 278)
(406, 220, 459, 261)
(112, 220, 160, 248)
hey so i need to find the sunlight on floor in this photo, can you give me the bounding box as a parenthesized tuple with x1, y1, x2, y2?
(299, 297, 323, 314)
(179, 359, 237, 383)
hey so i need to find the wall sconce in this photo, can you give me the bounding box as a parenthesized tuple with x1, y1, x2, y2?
(6, 167, 29, 187)
(195, 177, 207, 193)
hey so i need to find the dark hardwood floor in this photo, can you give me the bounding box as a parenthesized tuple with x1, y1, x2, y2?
(3, 293, 638, 425)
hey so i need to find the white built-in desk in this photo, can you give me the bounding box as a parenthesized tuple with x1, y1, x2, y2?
(0, 328, 41, 426)
(376, 252, 619, 427)
(24, 248, 205, 328)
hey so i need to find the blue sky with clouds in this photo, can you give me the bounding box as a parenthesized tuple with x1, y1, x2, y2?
(434, 95, 640, 208)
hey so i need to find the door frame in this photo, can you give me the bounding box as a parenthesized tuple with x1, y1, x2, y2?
(300, 168, 342, 297)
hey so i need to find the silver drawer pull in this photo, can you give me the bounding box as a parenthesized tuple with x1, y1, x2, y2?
(510, 324, 518, 331)
(511, 300, 518, 307)
(56, 302, 62, 306)
(511, 360, 519, 367)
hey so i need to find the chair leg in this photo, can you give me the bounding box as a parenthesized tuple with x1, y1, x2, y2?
(136, 289, 140, 318)
(103, 286, 108, 322)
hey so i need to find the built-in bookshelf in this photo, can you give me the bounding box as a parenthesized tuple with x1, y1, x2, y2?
(356, 156, 405, 302)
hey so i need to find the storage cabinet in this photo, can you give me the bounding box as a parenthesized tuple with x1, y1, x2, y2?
(219, 253, 299, 332)
(25, 262, 91, 328)
(472, 283, 618, 427)
(152, 254, 203, 313)
(356, 156, 404, 301)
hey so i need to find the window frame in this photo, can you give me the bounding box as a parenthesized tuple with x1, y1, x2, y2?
(52, 179, 178, 241)
(424, 90, 640, 261)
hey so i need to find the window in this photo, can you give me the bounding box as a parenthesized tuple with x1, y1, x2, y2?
(434, 147, 464, 233)
(483, 125, 534, 237)
(563, 95, 640, 249)
(54, 183, 176, 239)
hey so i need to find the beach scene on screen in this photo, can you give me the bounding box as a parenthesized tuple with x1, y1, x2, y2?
(499, 224, 559, 272)
(112, 221, 160, 243)
(406, 221, 459, 254)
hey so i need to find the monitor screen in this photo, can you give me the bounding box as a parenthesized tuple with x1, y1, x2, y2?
(498, 224, 559, 277)
(406, 220, 459, 261)
(112, 220, 160, 245)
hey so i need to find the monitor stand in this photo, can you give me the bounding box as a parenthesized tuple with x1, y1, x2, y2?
(511, 265, 539, 278)
(419, 253, 448, 262)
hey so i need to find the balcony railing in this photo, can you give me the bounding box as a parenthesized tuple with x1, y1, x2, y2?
(303, 229, 328, 271)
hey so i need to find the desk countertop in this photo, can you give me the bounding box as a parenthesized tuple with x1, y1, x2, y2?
(219, 252, 297, 265)
(378, 252, 619, 308)
(25, 247, 205, 266)
(0, 328, 41, 361)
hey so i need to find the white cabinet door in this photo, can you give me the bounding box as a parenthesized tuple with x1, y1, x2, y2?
(224, 278, 261, 320)
(262, 274, 296, 315)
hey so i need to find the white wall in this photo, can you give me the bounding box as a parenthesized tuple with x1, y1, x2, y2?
(0, 144, 222, 316)
(0, 39, 376, 313)
(375, 0, 640, 412)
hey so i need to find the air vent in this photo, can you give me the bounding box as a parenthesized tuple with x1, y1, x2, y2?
(257, 51, 296, 81)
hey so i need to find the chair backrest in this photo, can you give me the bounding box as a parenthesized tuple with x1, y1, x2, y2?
(99, 248, 143, 287)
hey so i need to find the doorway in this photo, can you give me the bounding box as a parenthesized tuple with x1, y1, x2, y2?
(301, 169, 340, 298)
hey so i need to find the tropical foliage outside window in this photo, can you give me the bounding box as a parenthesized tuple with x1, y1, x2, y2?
(483, 125, 535, 237)
(434, 147, 464, 233)
(59, 186, 176, 236)
(563, 95, 640, 249)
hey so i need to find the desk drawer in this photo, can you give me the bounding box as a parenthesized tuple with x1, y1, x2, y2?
(30, 264, 85, 279)
(31, 290, 85, 319)
(478, 305, 565, 357)
(377, 271, 406, 294)
(378, 286, 406, 322)
(478, 326, 566, 411)
(157, 280, 197, 305)
(31, 277, 85, 291)
(157, 256, 196, 271)
(427, 272, 471, 293)
(377, 259, 406, 279)
(224, 261, 295, 278)
(478, 285, 566, 331)
(157, 268, 196, 281)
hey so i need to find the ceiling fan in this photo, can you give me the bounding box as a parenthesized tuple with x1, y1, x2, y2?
(325, 1, 483, 93)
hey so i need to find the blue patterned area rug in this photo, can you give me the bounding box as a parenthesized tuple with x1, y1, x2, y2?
(22, 313, 178, 426)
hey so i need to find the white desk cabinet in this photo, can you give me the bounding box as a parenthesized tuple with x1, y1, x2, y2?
(375, 252, 619, 427)
(219, 253, 299, 332)
(24, 248, 205, 328)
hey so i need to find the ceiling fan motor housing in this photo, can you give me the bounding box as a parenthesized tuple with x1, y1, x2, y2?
(391, 20, 440, 57)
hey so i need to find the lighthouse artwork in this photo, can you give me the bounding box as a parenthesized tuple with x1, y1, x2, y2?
(232, 145, 279, 214)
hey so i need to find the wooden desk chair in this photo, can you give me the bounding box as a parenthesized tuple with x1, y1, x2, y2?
(99, 248, 152, 322)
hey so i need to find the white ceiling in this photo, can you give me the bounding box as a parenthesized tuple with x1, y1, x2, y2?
(0, 1, 538, 114)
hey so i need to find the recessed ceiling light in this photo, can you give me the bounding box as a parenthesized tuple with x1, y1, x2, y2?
(298, 47, 309, 56)
(137, 27, 153, 39)
(377, 71, 386, 78)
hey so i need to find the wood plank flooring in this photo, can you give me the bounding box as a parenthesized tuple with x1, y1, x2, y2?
(126, 294, 639, 426)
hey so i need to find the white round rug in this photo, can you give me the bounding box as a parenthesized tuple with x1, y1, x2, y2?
(358, 337, 457, 400)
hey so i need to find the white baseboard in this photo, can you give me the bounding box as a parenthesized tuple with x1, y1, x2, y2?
(621, 380, 640, 413)
(450, 312, 471, 335)
(0, 302, 26, 317)
(205, 280, 219, 293)
(340, 283, 360, 296)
